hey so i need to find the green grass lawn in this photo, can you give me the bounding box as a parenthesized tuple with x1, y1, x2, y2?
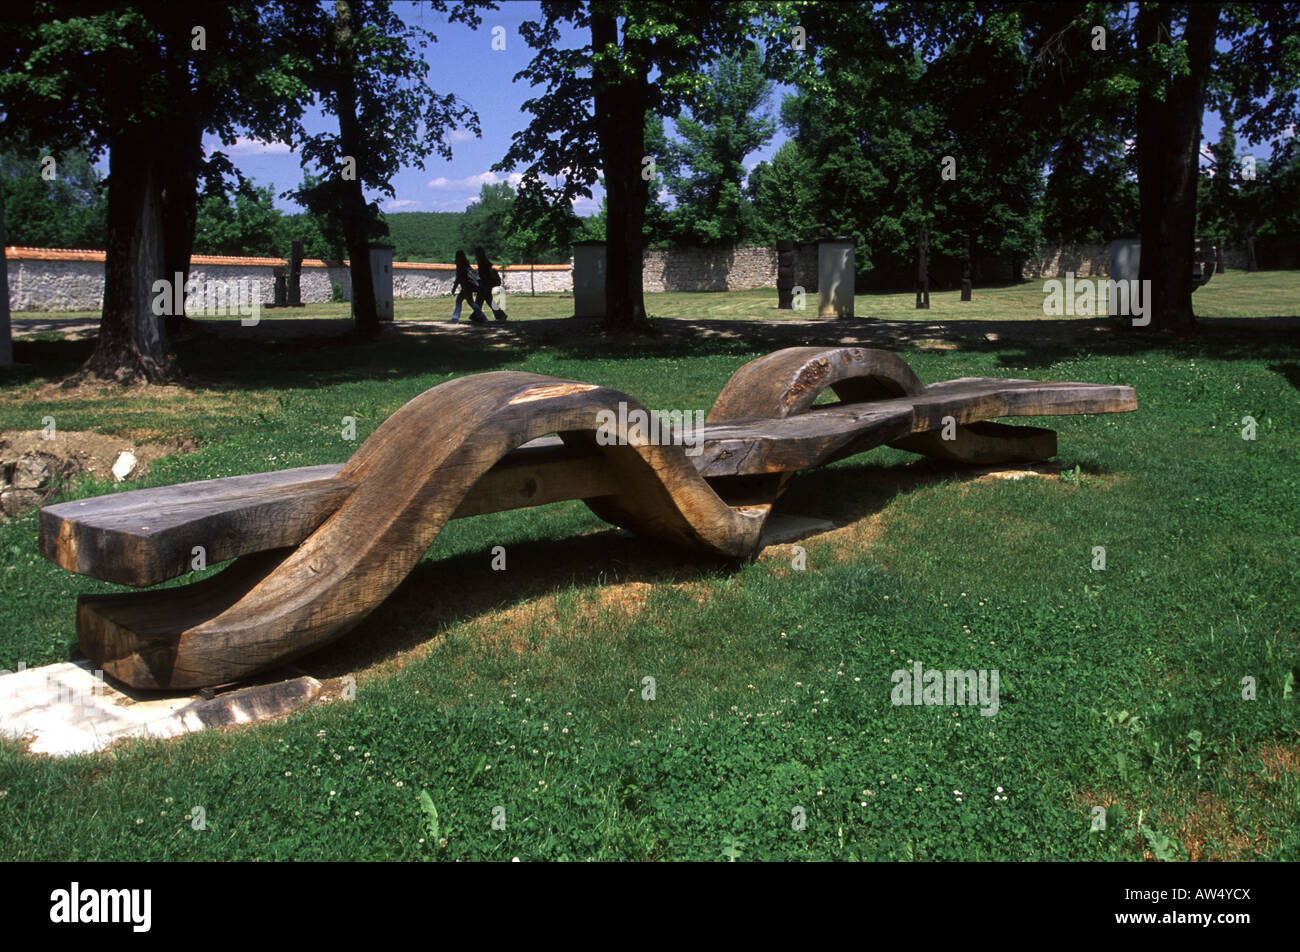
(18, 268, 1298, 326)
(0, 297, 1296, 861)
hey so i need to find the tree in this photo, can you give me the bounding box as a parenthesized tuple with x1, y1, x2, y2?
(770, 4, 1045, 290)
(192, 183, 283, 256)
(498, 1, 755, 335)
(285, 0, 483, 339)
(0, 2, 314, 381)
(502, 184, 582, 285)
(459, 181, 516, 260)
(1132, 3, 1219, 329)
(0, 146, 107, 248)
(1030, 2, 1300, 328)
(746, 140, 816, 244)
(659, 46, 775, 246)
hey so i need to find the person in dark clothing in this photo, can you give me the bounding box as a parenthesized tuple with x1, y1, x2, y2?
(474, 246, 508, 321)
(451, 250, 485, 323)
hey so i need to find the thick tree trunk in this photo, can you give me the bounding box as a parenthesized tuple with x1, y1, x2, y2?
(335, 0, 379, 338)
(1135, 3, 1219, 330)
(82, 125, 173, 383)
(592, 11, 651, 335)
(161, 114, 204, 335)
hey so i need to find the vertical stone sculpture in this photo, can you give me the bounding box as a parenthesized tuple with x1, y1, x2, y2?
(776, 239, 795, 309)
(960, 232, 972, 301)
(817, 237, 854, 319)
(288, 239, 304, 307)
(573, 241, 607, 318)
(273, 268, 288, 308)
(915, 226, 930, 310)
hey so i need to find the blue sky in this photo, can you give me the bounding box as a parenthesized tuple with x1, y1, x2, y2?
(199, 2, 1284, 217)
(202, 1, 792, 216)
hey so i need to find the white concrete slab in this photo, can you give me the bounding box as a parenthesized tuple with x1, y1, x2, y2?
(0, 661, 320, 757)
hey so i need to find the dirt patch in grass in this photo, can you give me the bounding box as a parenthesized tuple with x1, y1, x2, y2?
(27, 378, 196, 403)
(1257, 741, 1300, 780)
(0, 428, 195, 517)
(0, 429, 189, 481)
(1072, 743, 1299, 861)
(1174, 791, 1268, 861)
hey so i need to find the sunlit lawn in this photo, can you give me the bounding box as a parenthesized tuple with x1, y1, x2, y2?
(17, 269, 1298, 327)
(0, 280, 1297, 861)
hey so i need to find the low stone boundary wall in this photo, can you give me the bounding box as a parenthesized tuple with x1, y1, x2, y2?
(4, 241, 1262, 312)
(4, 248, 572, 312)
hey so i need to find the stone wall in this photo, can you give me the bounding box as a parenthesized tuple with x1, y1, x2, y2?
(7, 242, 1264, 312)
(641, 245, 822, 292)
(1023, 242, 1250, 278)
(5, 248, 573, 312)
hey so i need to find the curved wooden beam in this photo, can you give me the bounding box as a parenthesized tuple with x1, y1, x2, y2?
(42, 347, 1138, 689)
(77, 373, 768, 688)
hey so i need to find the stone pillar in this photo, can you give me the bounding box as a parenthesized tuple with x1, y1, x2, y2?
(573, 241, 606, 318)
(273, 268, 288, 308)
(817, 237, 854, 319)
(960, 232, 972, 301)
(1246, 234, 1257, 272)
(776, 239, 795, 309)
(368, 243, 394, 322)
(915, 227, 930, 309)
(288, 239, 304, 307)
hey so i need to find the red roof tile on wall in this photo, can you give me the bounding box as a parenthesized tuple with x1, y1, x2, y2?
(4, 247, 571, 270)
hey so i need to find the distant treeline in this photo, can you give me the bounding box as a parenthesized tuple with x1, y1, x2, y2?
(0, 150, 582, 266)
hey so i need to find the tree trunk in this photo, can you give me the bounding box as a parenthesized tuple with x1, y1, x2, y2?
(592, 11, 651, 335)
(82, 125, 173, 383)
(1135, 3, 1219, 330)
(0, 191, 13, 366)
(160, 113, 204, 335)
(335, 0, 379, 338)
(915, 226, 929, 309)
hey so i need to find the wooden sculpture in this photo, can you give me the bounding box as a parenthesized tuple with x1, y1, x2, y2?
(39, 347, 1136, 690)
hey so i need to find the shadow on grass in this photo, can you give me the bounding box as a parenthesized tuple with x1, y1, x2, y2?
(7, 315, 1300, 397)
(292, 452, 1094, 680)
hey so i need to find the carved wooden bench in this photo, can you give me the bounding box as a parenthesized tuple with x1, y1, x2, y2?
(39, 347, 1137, 690)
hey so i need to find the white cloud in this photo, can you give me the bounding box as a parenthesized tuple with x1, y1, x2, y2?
(426, 170, 523, 190)
(224, 136, 293, 156)
(384, 199, 422, 211)
(446, 128, 478, 144)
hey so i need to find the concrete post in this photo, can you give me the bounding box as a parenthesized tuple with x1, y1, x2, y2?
(365, 244, 394, 322)
(1108, 237, 1141, 317)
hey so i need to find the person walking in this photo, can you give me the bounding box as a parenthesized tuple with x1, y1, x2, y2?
(450, 250, 486, 323)
(474, 246, 508, 322)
